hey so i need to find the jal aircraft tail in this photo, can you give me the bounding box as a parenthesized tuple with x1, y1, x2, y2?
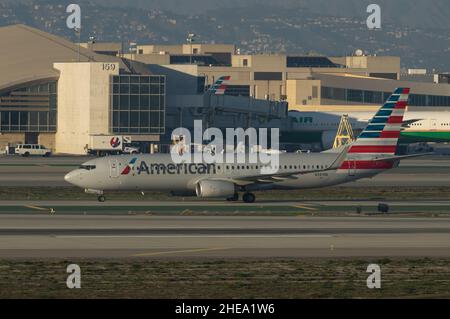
(339, 88, 411, 170)
(207, 76, 231, 95)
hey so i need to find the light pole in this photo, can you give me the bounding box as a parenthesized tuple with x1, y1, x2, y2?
(75, 27, 81, 62)
(129, 42, 138, 61)
(186, 33, 196, 65)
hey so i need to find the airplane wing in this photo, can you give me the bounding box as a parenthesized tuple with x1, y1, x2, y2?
(223, 166, 335, 186)
(204, 145, 351, 186)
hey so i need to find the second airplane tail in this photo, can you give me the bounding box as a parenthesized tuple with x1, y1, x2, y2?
(207, 76, 231, 95)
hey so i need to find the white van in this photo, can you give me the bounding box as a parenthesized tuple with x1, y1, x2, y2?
(15, 144, 52, 157)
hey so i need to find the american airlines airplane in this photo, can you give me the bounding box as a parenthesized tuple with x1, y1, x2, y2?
(289, 109, 450, 149)
(65, 88, 424, 203)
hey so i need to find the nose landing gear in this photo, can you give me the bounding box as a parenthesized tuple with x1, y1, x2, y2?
(97, 195, 106, 203)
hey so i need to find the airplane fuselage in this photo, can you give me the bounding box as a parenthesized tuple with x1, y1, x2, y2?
(65, 153, 388, 195)
(287, 110, 450, 147)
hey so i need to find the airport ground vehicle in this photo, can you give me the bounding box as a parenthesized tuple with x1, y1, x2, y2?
(66, 88, 428, 203)
(86, 135, 139, 156)
(15, 144, 52, 157)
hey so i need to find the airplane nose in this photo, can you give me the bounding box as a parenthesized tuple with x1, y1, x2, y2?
(64, 170, 79, 185)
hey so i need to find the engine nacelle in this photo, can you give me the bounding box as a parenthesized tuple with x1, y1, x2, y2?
(196, 180, 236, 198)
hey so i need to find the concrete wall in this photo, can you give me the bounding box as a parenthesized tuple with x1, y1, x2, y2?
(124, 53, 170, 65)
(54, 62, 119, 154)
(286, 80, 321, 109)
(0, 133, 24, 151)
(39, 133, 56, 151)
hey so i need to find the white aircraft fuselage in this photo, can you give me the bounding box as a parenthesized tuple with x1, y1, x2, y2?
(65, 151, 376, 195)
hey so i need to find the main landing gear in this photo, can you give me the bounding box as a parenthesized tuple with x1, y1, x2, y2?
(97, 195, 106, 203)
(242, 193, 256, 204)
(227, 192, 256, 203)
(227, 193, 240, 202)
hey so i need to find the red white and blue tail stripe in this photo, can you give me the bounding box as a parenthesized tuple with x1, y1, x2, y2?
(348, 88, 410, 156)
(339, 88, 410, 171)
(208, 76, 231, 95)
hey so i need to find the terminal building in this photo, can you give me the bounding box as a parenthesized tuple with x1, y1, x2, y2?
(1, 24, 450, 154)
(0, 24, 287, 154)
(127, 43, 450, 112)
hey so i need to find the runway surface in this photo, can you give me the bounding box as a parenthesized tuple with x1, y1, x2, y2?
(0, 199, 449, 216)
(1, 215, 450, 259)
(0, 155, 449, 187)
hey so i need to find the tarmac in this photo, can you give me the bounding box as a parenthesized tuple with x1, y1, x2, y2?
(0, 155, 449, 259)
(0, 215, 449, 259)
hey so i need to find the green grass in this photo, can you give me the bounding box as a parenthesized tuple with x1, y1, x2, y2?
(1, 258, 449, 299)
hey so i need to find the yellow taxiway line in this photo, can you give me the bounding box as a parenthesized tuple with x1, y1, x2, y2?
(293, 205, 318, 211)
(131, 247, 230, 257)
(25, 205, 55, 214)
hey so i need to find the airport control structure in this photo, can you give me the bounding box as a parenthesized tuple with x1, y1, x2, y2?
(1, 24, 450, 155)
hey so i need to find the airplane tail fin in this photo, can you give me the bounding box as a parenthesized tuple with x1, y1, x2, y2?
(338, 88, 410, 172)
(347, 88, 410, 157)
(207, 76, 231, 95)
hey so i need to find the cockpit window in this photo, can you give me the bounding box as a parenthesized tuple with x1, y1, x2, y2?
(80, 165, 97, 171)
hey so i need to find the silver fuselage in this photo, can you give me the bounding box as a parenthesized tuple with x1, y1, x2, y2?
(65, 153, 385, 193)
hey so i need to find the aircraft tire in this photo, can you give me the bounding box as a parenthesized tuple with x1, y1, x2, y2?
(98, 196, 106, 203)
(243, 193, 256, 204)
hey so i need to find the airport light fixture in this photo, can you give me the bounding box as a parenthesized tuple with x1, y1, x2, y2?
(73, 27, 82, 62)
(187, 32, 196, 64)
(129, 42, 138, 60)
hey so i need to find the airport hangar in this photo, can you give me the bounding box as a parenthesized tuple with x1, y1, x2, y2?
(1, 24, 450, 155)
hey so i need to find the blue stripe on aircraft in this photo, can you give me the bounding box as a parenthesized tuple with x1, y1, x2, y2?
(359, 132, 381, 138)
(365, 125, 386, 131)
(388, 95, 400, 102)
(371, 117, 389, 124)
(376, 110, 393, 117)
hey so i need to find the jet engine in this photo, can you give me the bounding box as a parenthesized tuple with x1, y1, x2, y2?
(195, 180, 236, 198)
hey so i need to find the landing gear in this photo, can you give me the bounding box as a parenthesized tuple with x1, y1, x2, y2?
(242, 193, 256, 204)
(98, 195, 106, 203)
(227, 193, 239, 202)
